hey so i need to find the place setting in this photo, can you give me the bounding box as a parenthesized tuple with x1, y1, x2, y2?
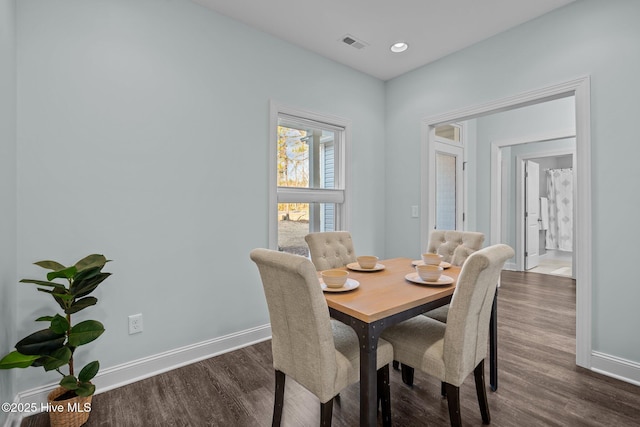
(320, 269, 360, 292)
(406, 253, 454, 286)
(346, 255, 385, 272)
(411, 252, 452, 269)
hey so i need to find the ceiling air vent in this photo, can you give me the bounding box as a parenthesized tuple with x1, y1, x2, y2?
(340, 34, 368, 50)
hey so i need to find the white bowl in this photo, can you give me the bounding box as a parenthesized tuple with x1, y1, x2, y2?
(357, 256, 378, 269)
(321, 270, 349, 288)
(416, 265, 443, 282)
(421, 253, 443, 266)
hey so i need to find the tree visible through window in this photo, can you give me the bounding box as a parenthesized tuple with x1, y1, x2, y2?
(272, 109, 347, 255)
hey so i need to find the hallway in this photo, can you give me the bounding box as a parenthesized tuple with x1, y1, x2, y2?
(528, 250, 572, 277)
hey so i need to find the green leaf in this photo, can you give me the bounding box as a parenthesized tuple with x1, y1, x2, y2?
(20, 279, 67, 290)
(34, 260, 66, 271)
(31, 356, 46, 368)
(0, 351, 40, 369)
(66, 297, 98, 314)
(50, 314, 69, 334)
(36, 316, 54, 322)
(78, 361, 99, 382)
(42, 347, 72, 371)
(15, 329, 66, 356)
(59, 375, 79, 390)
(68, 321, 105, 347)
(75, 382, 95, 397)
(52, 294, 67, 312)
(71, 266, 101, 283)
(70, 269, 111, 298)
(74, 254, 107, 272)
(53, 293, 74, 302)
(47, 266, 77, 282)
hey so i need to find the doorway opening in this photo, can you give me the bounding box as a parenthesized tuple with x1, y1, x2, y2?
(500, 140, 576, 277)
(519, 149, 575, 278)
(421, 77, 592, 368)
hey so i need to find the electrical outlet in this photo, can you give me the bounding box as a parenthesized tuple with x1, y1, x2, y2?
(128, 313, 143, 334)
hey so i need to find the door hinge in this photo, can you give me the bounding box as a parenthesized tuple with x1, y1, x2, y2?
(463, 161, 467, 171)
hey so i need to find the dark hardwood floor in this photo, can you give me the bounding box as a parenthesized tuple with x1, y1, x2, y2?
(22, 271, 640, 426)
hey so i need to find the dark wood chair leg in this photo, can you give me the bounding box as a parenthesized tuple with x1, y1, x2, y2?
(474, 360, 491, 424)
(272, 370, 286, 427)
(400, 363, 414, 386)
(441, 381, 447, 397)
(392, 360, 399, 370)
(320, 398, 334, 427)
(490, 291, 498, 391)
(445, 383, 462, 427)
(377, 365, 392, 427)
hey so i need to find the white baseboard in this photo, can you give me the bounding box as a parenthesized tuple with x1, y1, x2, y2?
(591, 351, 640, 387)
(3, 324, 272, 427)
(504, 262, 517, 271)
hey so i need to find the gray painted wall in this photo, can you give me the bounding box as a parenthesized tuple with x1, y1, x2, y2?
(13, 0, 385, 392)
(385, 0, 640, 362)
(0, 0, 17, 422)
(5, 0, 640, 402)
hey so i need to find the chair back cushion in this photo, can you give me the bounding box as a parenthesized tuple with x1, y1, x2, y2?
(427, 230, 485, 266)
(305, 231, 357, 271)
(443, 244, 514, 386)
(250, 248, 337, 399)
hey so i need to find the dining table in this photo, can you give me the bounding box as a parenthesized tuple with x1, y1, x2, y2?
(322, 257, 499, 427)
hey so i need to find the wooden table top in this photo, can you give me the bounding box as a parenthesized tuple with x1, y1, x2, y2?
(323, 258, 460, 323)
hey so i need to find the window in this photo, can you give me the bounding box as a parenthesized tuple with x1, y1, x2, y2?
(269, 103, 350, 255)
(435, 124, 462, 143)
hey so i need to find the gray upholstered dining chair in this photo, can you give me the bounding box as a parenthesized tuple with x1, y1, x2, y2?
(427, 230, 485, 267)
(305, 231, 357, 271)
(249, 248, 393, 427)
(381, 244, 514, 427)
(424, 230, 485, 323)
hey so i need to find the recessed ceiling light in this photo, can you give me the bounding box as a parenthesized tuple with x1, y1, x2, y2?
(390, 42, 408, 53)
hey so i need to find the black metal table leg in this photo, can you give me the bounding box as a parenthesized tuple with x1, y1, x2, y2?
(357, 320, 383, 426)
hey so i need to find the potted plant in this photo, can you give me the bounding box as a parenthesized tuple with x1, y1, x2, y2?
(0, 254, 111, 427)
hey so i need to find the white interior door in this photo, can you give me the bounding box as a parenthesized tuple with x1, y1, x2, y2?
(434, 143, 464, 230)
(525, 160, 540, 269)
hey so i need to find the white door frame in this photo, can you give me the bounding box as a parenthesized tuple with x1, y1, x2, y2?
(421, 76, 592, 369)
(513, 146, 576, 273)
(524, 160, 541, 270)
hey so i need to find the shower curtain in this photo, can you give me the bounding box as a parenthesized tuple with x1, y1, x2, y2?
(545, 168, 573, 251)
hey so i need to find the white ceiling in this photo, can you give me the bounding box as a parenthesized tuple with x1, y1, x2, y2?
(193, 0, 576, 81)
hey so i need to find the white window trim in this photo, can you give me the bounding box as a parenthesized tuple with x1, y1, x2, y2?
(434, 122, 464, 147)
(268, 100, 351, 250)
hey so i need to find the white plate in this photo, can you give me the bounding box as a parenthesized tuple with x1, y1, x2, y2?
(346, 262, 385, 272)
(405, 273, 454, 286)
(411, 260, 452, 269)
(321, 278, 360, 292)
